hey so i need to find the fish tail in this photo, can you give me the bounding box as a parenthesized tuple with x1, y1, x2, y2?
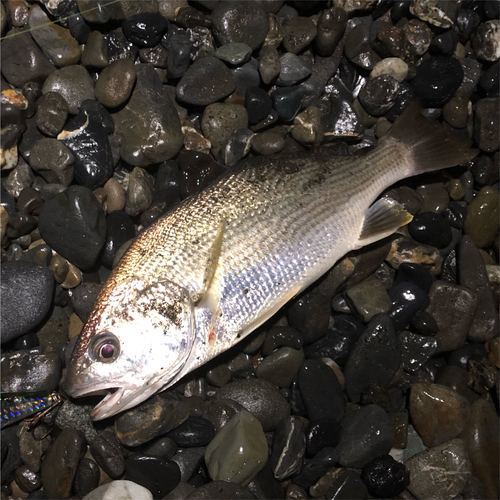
(385, 102, 478, 175)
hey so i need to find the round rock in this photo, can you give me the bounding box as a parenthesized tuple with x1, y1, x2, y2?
(36, 92, 69, 137)
(1, 261, 54, 343)
(95, 59, 137, 108)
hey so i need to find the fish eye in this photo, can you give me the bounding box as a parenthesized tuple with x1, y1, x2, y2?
(89, 333, 120, 363)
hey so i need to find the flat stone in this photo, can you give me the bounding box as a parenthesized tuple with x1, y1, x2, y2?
(28, 4, 80, 67)
(114, 64, 183, 167)
(205, 410, 268, 486)
(425, 281, 479, 354)
(271, 416, 306, 481)
(256, 347, 304, 388)
(345, 278, 392, 323)
(282, 17, 317, 54)
(409, 383, 470, 448)
(81, 31, 109, 69)
(405, 438, 471, 500)
(29, 138, 74, 186)
(36, 91, 69, 137)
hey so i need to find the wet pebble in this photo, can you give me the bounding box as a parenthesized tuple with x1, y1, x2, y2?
(344, 278, 392, 323)
(41, 65, 94, 115)
(345, 24, 378, 71)
(305, 418, 341, 457)
(245, 87, 272, 125)
(343, 313, 400, 402)
(287, 291, 330, 344)
(426, 281, 479, 353)
(471, 20, 500, 62)
(214, 378, 290, 432)
(102, 211, 135, 269)
(282, 17, 317, 54)
(95, 59, 136, 109)
(122, 13, 169, 48)
(205, 409, 268, 486)
(83, 480, 153, 500)
(1, 261, 54, 343)
(81, 31, 109, 69)
(90, 430, 125, 479)
(271, 416, 306, 480)
(125, 455, 180, 499)
(35, 91, 69, 137)
(388, 281, 430, 332)
(187, 480, 256, 499)
(261, 326, 303, 356)
(166, 417, 215, 447)
(29, 138, 74, 187)
(408, 212, 452, 249)
(114, 64, 182, 167)
(211, 2, 268, 51)
(125, 167, 154, 217)
(399, 330, 437, 374)
(215, 43, 252, 66)
(256, 346, 304, 388)
(259, 45, 281, 85)
(474, 98, 499, 153)
(251, 131, 285, 155)
(315, 6, 347, 57)
(361, 454, 410, 498)
(271, 85, 305, 122)
(277, 53, 312, 86)
(405, 438, 471, 499)
(74, 458, 100, 498)
(176, 57, 236, 106)
(337, 404, 394, 468)
(115, 393, 190, 447)
(359, 75, 399, 117)
(298, 359, 346, 422)
(40, 429, 85, 500)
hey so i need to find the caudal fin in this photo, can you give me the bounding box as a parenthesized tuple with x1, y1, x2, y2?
(386, 102, 478, 175)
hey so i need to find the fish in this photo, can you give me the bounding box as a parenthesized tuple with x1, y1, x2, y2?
(63, 104, 477, 420)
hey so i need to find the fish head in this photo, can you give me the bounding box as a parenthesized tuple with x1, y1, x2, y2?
(64, 278, 195, 420)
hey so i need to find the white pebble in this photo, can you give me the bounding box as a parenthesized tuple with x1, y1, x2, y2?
(83, 480, 153, 500)
(370, 57, 408, 82)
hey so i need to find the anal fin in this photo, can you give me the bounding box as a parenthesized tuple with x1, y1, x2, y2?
(355, 197, 413, 249)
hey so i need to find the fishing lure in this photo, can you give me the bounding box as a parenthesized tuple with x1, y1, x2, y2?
(0, 393, 62, 429)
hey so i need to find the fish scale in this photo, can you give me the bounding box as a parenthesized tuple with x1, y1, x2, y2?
(64, 104, 477, 420)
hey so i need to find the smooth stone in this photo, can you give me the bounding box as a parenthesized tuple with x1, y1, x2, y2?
(176, 57, 236, 106)
(29, 138, 74, 187)
(166, 417, 215, 447)
(223, 128, 254, 167)
(115, 393, 190, 447)
(258, 45, 281, 84)
(405, 438, 471, 500)
(141, 437, 178, 460)
(271, 85, 305, 122)
(125, 167, 154, 217)
(395, 262, 433, 294)
(388, 281, 430, 332)
(464, 187, 499, 248)
(40, 429, 86, 499)
(471, 20, 500, 62)
(399, 331, 437, 374)
(343, 314, 401, 403)
(315, 6, 347, 57)
(409, 383, 470, 448)
(68, 13, 91, 44)
(298, 359, 346, 422)
(214, 379, 290, 432)
(471, 155, 499, 187)
(28, 5, 80, 67)
(337, 404, 394, 468)
(42, 65, 94, 115)
(211, 2, 268, 50)
(277, 53, 312, 86)
(361, 455, 410, 498)
(303, 314, 363, 366)
(170, 447, 204, 482)
(205, 399, 245, 434)
(282, 17, 317, 54)
(83, 480, 153, 500)
(90, 430, 125, 479)
(344, 278, 392, 323)
(215, 43, 252, 66)
(287, 290, 330, 344)
(38, 186, 106, 271)
(371, 57, 408, 82)
(245, 87, 272, 125)
(425, 281, 479, 354)
(74, 458, 100, 498)
(292, 447, 340, 491)
(81, 31, 109, 69)
(442, 93, 469, 129)
(256, 347, 304, 388)
(412, 56, 464, 108)
(125, 455, 180, 499)
(1, 349, 60, 393)
(261, 326, 303, 356)
(408, 212, 452, 249)
(201, 103, 248, 153)
(36, 92, 69, 137)
(68, 282, 101, 323)
(474, 98, 499, 153)
(251, 132, 285, 155)
(205, 410, 268, 486)
(359, 74, 399, 117)
(0, 261, 54, 343)
(345, 24, 378, 70)
(122, 12, 169, 48)
(1, 28, 56, 87)
(105, 28, 139, 63)
(168, 32, 193, 79)
(114, 64, 183, 167)
(140, 44, 168, 69)
(306, 418, 342, 457)
(101, 211, 135, 269)
(231, 59, 260, 95)
(95, 59, 136, 109)
(246, 461, 283, 500)
(292, 106, 323, 145)
(462, 397, 499, 499)
(187, 481, 256, 499)
(270, 416, 306, 480)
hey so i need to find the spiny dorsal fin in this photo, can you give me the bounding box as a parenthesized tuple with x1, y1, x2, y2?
(356, 197, 413, 249)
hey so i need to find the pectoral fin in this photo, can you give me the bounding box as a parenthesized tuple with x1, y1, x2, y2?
(355, 197, 413, 249)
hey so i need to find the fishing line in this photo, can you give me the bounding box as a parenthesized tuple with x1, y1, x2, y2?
(0, 0, 123, 40)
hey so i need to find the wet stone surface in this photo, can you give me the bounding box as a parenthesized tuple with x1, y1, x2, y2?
(0, 2, 498, 499)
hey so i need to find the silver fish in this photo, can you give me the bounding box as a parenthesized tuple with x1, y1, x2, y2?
(64, 104, 476, 420)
